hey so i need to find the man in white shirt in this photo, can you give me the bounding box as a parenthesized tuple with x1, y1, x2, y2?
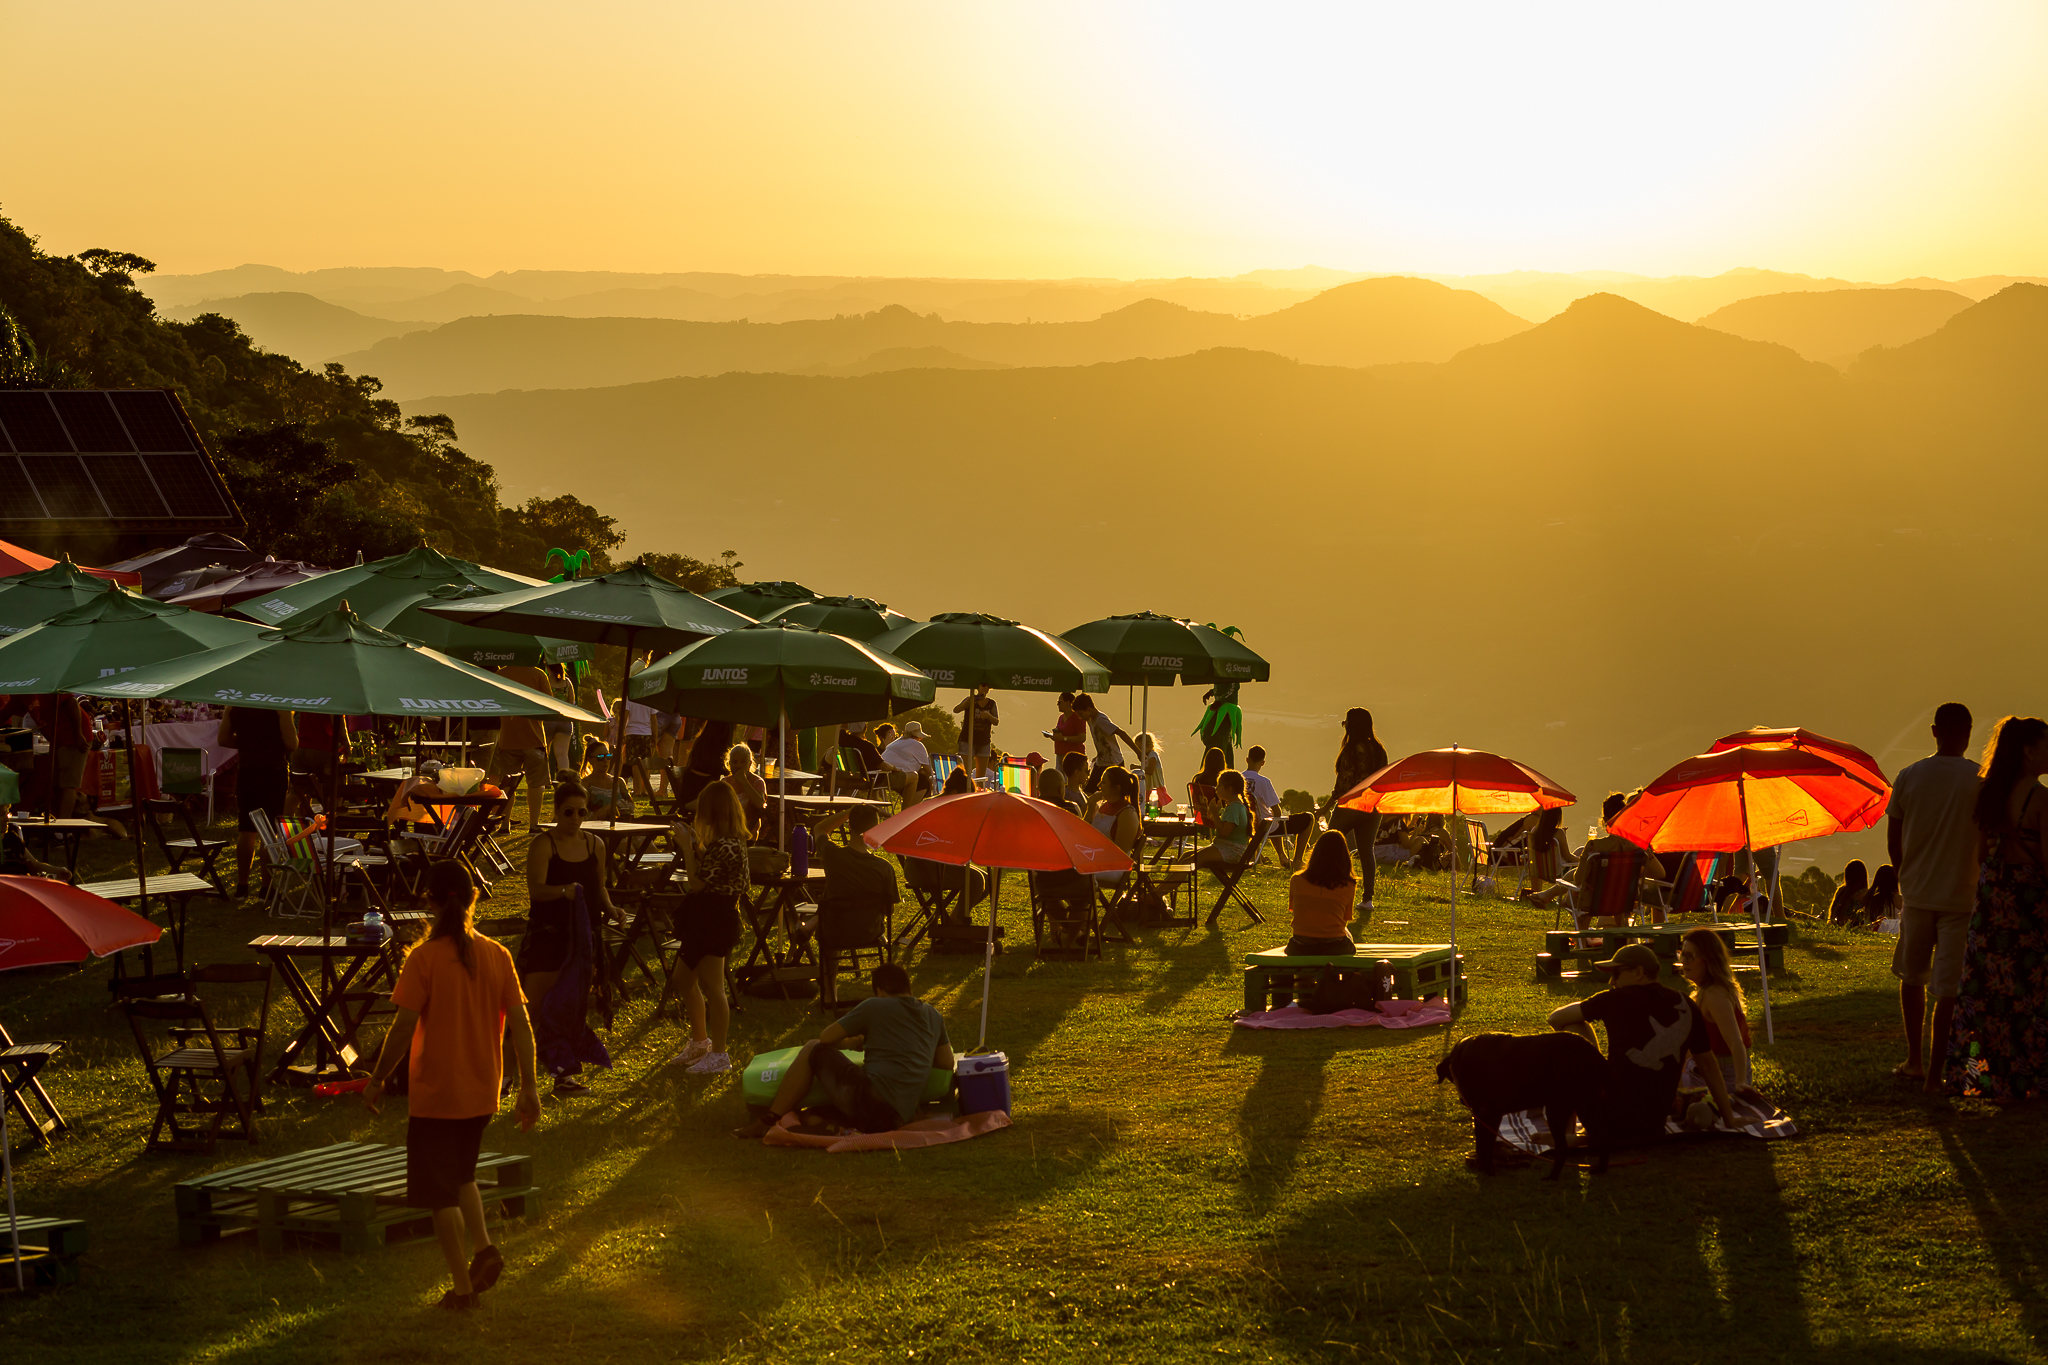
(877, 720, 933, 807)
(1242, 745, 1287, 868)
(1890, 702, 1981, 1094)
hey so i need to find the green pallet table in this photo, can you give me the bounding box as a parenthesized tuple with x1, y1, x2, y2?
(2, 1215, 86, 1287)
(1242, 943, 1466, 1013)
(175, 1141, 538, 1254)
(1536, 921, 1789, 979)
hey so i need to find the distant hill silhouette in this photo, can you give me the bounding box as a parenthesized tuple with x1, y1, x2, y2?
(332, 277, 1528, 399)
(163, 291, 423, 365)
(1700, 289, 1973, 365)
(1850, 283, 2048, 392)
(789, 346, 1011, 376)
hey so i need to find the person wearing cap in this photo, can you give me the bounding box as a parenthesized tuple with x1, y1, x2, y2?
(878, 721, 933, 807)
(1548, 942, 1734, 1144)
(806, 805, 900, 1009)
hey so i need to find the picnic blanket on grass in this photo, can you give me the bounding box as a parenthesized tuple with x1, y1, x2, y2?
(763, 1107, 1011, 1152)
(1498, 1057, 1797, 1150)
(1234, 996, 1453, 1030)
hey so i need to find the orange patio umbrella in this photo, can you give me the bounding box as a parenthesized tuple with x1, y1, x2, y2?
(1708, 726, 1890, 804)
(1339, 746, 1577, 1010)
(1608, 744, 1889, 1043)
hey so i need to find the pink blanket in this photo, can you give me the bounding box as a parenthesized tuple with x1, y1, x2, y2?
(761, 1107, 1011, 1152)
(1234, 996, 1453, 1030)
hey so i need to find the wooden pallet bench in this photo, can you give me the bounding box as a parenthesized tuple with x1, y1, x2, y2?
(175, 1141, 538, 1254)
(1242, 943, 1466, 1013)
(1, 1216, 87, 1288)
(1535, 921, 1790, 979)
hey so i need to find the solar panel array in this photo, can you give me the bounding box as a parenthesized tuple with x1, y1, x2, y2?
(0, 390, 238, 528)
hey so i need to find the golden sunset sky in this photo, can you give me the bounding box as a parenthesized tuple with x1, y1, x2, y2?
(7, 1, 2046, 279)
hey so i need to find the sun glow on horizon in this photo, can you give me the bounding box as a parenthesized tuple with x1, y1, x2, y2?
(3, 0, 2044, 281)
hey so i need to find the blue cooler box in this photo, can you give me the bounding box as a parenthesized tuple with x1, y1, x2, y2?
(956, 1052, 1011, 1116)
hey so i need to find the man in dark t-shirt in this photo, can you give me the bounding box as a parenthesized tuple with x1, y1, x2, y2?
(1549, 943, 1734, 1143)
(734, 962, 953, 1138)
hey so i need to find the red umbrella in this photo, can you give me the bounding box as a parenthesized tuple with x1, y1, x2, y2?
(1338, 746, 1575, 1010)
(0, 875, 162, 970)
(1609, 746, 1888, 854)
(0, 540, 139, 586)
(1708, 726, 1890, 800)
(1337, 745, 1576, 816)
(867, 789, 1133, 873)
(1609, 745, 1889, 1044)
(867, 791, 1131, 1048)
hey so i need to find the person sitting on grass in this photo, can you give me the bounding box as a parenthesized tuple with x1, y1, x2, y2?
(1678, 927, 1756, 1098)
(1547, 943, 1734, 1147)
(364, 861, 540, 1312)
(1827, 859, 1870, 926)
(1193, 769, 1255, 875)
(1866, 863, 1900, 928)
(1287, 830, 1358, 955)
(0, 793, 74, 882)
(807, 805, 900, 1010)
(734, 961, 953, 1139)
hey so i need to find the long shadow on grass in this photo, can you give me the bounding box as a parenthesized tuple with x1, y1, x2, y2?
(1937, 1106, 2048, 1345)
(1244, 1132, 1965, 1360)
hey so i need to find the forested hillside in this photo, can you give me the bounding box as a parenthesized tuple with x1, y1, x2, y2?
(0, 211, 731, 585)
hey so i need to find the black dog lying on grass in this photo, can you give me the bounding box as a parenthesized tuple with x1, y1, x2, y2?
(1437, 1031, 1613, 1179)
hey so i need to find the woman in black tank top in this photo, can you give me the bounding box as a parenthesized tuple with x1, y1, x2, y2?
(520, 782, 614, 988)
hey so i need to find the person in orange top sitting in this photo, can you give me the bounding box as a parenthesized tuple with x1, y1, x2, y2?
(1287, 830, 1359, 955)
(364, 861, 540, 1312)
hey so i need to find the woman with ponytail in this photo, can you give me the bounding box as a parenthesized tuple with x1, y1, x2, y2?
(1944, 715, 2048, 1100)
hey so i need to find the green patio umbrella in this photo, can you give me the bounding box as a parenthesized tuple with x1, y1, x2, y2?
(872, 613, 1110, 777)
(1061, 611, 1273, 777)
(421, 561, 754, 825)
(631, 618, 936, 847)
(234, 544, 547, 628)
(0, 582, 266, 939)
(705, 580, 820, 620)
(364, 585, 595, 669)
(72, 603, 601, 1033)
(0, 557, 146, 637)
(760, 594, 916, 642)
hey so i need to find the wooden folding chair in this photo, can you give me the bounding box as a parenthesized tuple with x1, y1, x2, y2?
(0, 1022, 68, 1146)
(145, 797, 230, 893)
(1202, 821, 1272, 929)
(117, 962, 274, 1153)
(1030, 868, 1103, 960)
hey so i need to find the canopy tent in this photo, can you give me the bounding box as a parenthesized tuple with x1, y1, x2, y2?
(364, 585, 593, 668)
(631, 619, 936, 846)
(1060, 611, 1271, 793)
(705, 581, 820, 620)
(420, 561, 753, 825)
(234, 544, 547, 628)
(761, 595, 915, 642)
(872, 612, 1110, 780)
(1339, 746, 1577, 1014)
(0, 542, 138, 587)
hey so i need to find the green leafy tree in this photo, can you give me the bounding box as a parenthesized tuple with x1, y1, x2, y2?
(636, 549, 742, 592)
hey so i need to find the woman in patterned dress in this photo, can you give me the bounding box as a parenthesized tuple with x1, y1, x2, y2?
(1945, 716, 2048, 1100)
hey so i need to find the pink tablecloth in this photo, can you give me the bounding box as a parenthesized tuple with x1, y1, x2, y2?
(1233, 997, 1452, 1030)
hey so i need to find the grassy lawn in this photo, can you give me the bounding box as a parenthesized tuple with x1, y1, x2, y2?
(7, 828, 2047, 1364)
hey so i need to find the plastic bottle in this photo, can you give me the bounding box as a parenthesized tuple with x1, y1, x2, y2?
(790, 823, 811, 878)
(1376, 958, 1395, 1003)
(361, 910, 388, 942)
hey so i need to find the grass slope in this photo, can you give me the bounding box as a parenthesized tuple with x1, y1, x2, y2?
(6, 831, 2045, 1364)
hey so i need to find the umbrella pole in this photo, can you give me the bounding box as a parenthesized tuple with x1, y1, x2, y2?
(3, 1091, 18, 1292)
(125, 700, 156, 972)
(977, 864, 996, 1052)
(1738, 775, 1774, 1045)
(1446, 749, 1459, 1013)
(613, 628, 636, 831)
(777, 681, 786, 853)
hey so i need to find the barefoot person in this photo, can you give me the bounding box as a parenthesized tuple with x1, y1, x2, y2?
(1889, 702, 1981, 1091)
(734, 962, 952, 1139)
(364, 862, 541, 1312)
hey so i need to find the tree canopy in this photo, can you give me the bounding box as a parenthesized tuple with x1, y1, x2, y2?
(0, 208, 735, 584)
